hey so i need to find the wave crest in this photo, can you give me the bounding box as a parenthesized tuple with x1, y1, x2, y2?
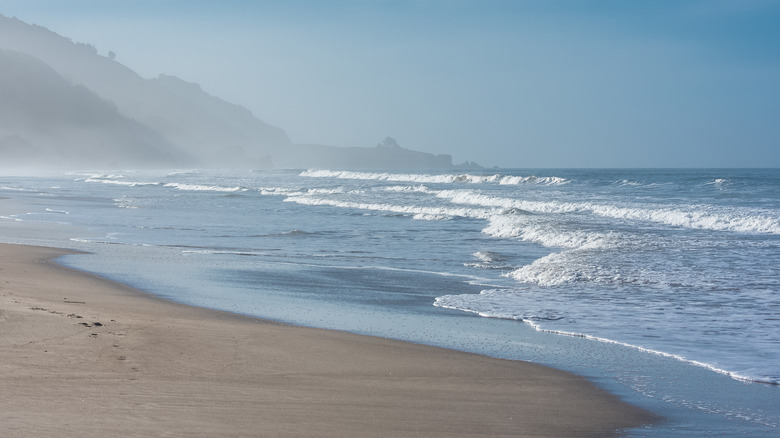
(300, 169, 569, 185)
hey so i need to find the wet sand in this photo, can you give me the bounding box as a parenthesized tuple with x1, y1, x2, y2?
(0, 243, 655, 437)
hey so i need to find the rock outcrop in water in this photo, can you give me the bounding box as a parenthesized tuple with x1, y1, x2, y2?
(0, 15, 467, 170)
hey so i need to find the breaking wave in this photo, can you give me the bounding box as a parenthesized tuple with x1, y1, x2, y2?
(283, 195, 493, 220)
(436, 189, 780, 235)
(300, 169, 569, 185)
(483, 216, 617, 250)
(164, 183, 248, 192)
(82, 174, 160, 187)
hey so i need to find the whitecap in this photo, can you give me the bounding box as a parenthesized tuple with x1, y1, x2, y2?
(437, 189, 780, 235)
(164, 183, 247, 192)
(383, 185, 432, 193)
(83, 174, 160, 187)
(299, 169, 569, 186)
(283, 195, 493, 220)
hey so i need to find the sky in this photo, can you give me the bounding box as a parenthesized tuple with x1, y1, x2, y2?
(2, 0, 779, 167)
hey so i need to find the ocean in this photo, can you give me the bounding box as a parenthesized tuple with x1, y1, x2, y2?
(1, 168, 778, 436)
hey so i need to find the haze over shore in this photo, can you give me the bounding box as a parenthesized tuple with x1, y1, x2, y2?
(0, 15, 471, 171)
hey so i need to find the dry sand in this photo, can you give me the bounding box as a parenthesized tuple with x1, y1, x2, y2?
(0, 243, 655, 437)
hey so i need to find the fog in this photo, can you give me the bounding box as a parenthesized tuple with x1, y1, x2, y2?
(1, 13, 464, 170)
(2, 1, 780, 169)
(0, 16, 283, 170)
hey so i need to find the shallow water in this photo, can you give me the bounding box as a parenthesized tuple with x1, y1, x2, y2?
(1, 168, 778, 436)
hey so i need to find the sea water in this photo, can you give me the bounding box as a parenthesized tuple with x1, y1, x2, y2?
(1, 168, 778, 436)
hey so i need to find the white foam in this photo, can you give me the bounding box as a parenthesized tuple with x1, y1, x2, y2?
(705, 178, 732, 186)
(483, 216, 616, 250)
(181, 249, 266, 256)
(587, 203, 780, 235)
(68, 237, 153, 247)
(113, 197, 138, 209)
(504, 252, 622, 286)
(613, 179, 670, 188)
(436, 189, 575, 214)
(45, 208, 69, 214)
(436, 189, 780, 235)
(434, 290, 776, 385)
(83, 174, 160, 187)
(473, 251, 498, 263)
(0, 186, 36, 192)
(301, 169, 453, 183)
(412, 213, 451, 221)
(465, 251, 513, 269)
(300, 169, 569, 185)
(383, 185, 432, 193)
(164, 183, 247, 192)
(256, 187, 305, 196)
(497, 175, 569, 185)
(283, 195, 493, 220)
(306, 187, 350, 195)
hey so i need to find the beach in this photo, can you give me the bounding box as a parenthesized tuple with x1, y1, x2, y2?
(0, 243, 654, 437)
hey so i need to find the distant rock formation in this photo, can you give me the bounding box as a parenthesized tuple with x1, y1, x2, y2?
(0, 15, 473, 170)
(275, 142, 455, 170)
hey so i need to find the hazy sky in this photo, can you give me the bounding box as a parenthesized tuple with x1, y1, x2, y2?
(3, 0, 779, 167)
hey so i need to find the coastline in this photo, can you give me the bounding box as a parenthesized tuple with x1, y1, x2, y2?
(0, 242, 655, 437)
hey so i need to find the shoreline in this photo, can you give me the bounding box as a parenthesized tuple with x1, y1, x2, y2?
(0, 243, 656, 437)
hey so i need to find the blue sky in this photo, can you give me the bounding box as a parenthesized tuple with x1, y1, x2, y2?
(3, 0, 779, 167)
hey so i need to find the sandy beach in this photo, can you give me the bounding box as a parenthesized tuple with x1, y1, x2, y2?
(0, 243, 654, 437)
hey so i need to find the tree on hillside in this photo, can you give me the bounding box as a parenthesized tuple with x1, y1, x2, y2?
(377, 137, 401, 149)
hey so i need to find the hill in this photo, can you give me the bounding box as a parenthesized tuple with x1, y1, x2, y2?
(0, 15, 466, 170)
(0, 48, 186, 168)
